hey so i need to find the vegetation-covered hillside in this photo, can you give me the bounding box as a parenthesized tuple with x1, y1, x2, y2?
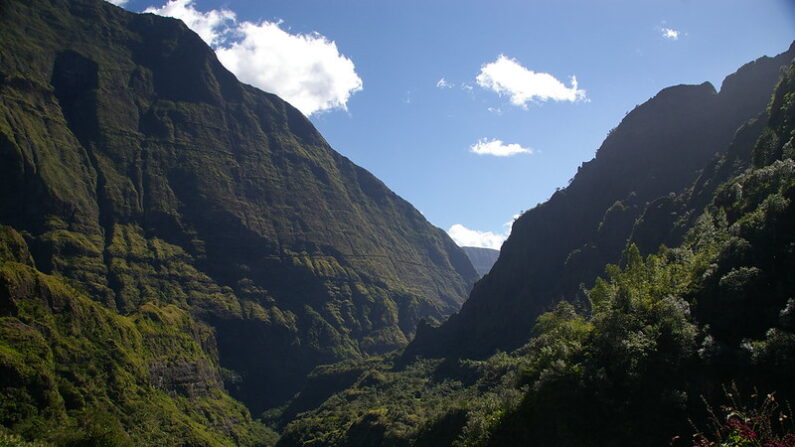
(0, 0, 476, 442)
(409, 43, 795, 360)
(0, 226, 276, 445)
(275, 57, 795, 447)
(1, 0, 792, 444)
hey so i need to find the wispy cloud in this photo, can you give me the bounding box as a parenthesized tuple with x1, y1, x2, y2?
(436, 77, 453, 88)
(476, 55, 586, 107)
(106, 0, 129, 6)
(144, 0, 362, 116)
(470, 138, 533, 157)
(661, 27, 680, 40)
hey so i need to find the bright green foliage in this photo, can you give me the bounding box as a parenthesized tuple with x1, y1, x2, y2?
(0, 226, 275, 446)
(274, 351, 531, 447)
(754, 64, 795, 167)
(517, 301, 592, 387)
(0, 432, 50, 447)
(274, 304, 585, 447)
(586, 246, 698, 380)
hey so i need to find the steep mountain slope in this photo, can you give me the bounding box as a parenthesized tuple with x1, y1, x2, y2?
(0, 226, 275, 445)
(460, 247, 499, 276)
(0, 0, 476, 430)
(472, 63, 795, 446)
(274, 55, 795, 447)
(409, 43, 795, 359)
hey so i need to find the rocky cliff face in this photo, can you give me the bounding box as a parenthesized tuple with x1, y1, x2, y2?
(409, 43, 795, 360)
(0, 0, 476, 427)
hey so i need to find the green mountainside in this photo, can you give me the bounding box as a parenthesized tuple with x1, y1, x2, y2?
(274, 57, 795, 447)
(0, 226, 276, 445)
(0, 0, 476, 441)
(1, 0, 793, 445)
(408, 43, 795, 360)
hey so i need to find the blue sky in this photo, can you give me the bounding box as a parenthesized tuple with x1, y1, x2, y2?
(113, 0, 795, 248)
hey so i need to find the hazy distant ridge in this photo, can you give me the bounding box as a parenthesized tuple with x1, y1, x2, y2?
(461, 246, 500, 276)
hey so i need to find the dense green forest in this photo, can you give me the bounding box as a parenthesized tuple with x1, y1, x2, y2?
(0, 0, 793, 445)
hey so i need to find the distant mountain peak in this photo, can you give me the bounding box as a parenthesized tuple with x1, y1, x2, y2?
(461, 246, 500, 276)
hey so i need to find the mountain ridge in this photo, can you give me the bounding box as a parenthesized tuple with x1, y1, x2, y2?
(407, 42, 795, 360)
(273, 50, 795, 447)
(0, 0, 476, 435)
(1, 0, 793, 444)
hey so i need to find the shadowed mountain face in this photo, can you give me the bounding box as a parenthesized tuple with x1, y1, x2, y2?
(265, 55, 795, 447)
(461, 246, 499, 276)
(409, 43, 795, 360)
(0, 0, 476, 421)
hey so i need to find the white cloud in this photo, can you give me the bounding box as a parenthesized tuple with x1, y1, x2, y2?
(448, 213, 521, 250)
(436, 77, 453, 88)
(106, 0, 129, 6)
(470, 138, 533, 157)
(216, 22, 363, 115)
(487, 107, 503, 115)
(144, 0, 362, 116)
(661, 27, 680, 40)
(476, 55, 586, 107)
(447, 224, 507, 250)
